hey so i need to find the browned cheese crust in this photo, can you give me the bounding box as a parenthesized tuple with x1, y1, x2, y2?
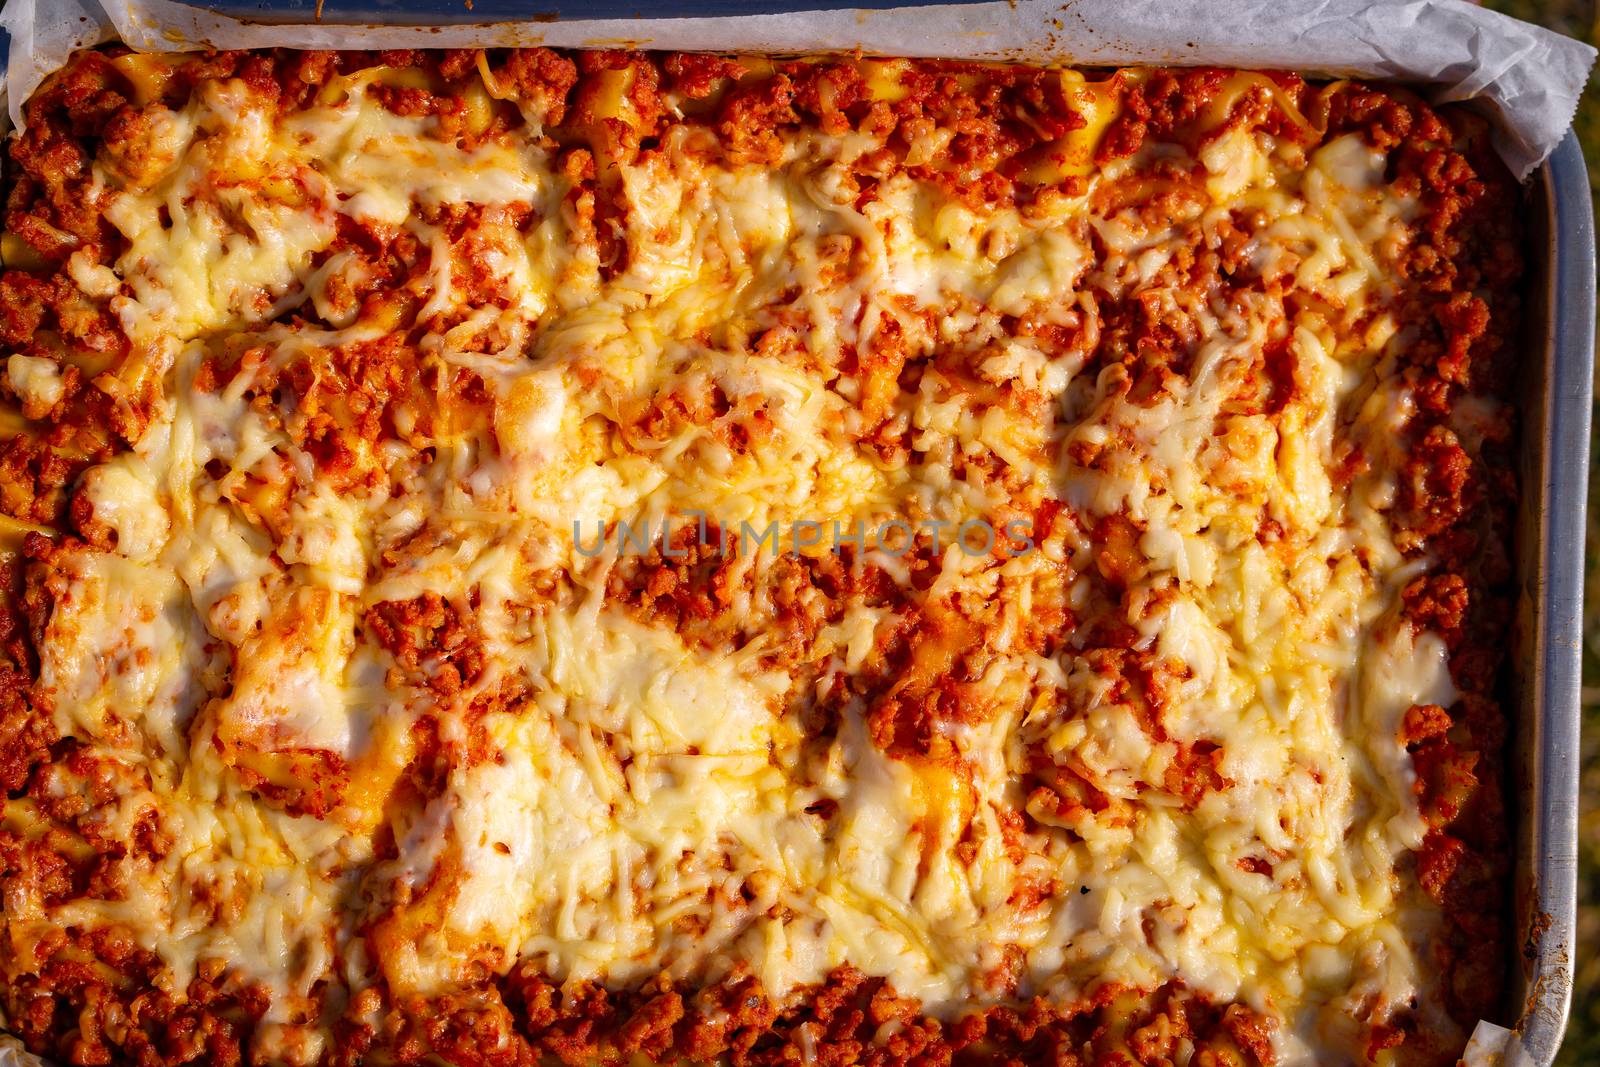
(0, 48, 1519, 1067)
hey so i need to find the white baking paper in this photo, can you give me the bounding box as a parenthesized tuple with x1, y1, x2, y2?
(0, 0, 1594, 179)
(1461, 1019, 1539, 1067)
(0, 1031, 41, 1067)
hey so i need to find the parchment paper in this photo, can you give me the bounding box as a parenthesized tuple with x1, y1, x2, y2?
(1, 0, 1594, 179)
(1462, 1020, 1539, 1067)
(0, 1030, 38, 1067)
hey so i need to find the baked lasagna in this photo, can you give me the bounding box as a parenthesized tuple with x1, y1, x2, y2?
(0, 47, 1520, 1067)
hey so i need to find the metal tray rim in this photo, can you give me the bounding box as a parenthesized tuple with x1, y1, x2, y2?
(1515, 128, 1592, 1067)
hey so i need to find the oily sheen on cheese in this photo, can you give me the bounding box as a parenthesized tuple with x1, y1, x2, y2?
(0, 50, 1521, 1067)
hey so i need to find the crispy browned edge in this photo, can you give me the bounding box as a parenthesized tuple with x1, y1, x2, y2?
(0, 49, 1521, 1067)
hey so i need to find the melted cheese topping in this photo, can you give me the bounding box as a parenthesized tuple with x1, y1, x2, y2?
(15, 60, 1488, 1066)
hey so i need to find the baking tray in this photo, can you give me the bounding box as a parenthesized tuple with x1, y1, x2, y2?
(0, 9, 1591, 1065)
(207, 0, 953, 16)
(1511, 127, 1592, 1066)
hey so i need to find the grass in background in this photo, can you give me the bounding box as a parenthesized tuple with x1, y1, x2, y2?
(1482, 2, 1598, 1062)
